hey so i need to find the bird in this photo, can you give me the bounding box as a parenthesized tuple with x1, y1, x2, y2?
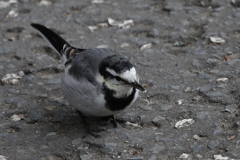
(31, 23, 145, 137)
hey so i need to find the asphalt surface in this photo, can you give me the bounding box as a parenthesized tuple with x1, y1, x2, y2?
(1, 0, 240, 160)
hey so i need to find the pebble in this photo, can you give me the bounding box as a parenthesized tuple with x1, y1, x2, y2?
(207, 140, 219, 150)
(216, 78, 228, 83)
(196, 111, 210, 119)
(128, 138, 142, 145)
(104, 143, 117, 151)
(152, 116, 165, 127)
(175, 119, 195, 129)
(192, 59, 202, 68)
(148, 28, 159, 38)
(168, 146, 185, 154)
(160, 105, 173, 111)
(148, 155, 157, 160)
(26, 110, 42, 123)
(192, 144, 205, 152)
(45, 78, 61, 85)
(199, 85, 214, 93)
(126, 157, 144, 160)
(206, 58, 221, 65)
(138, 105, 152, 111)
(192, 49, 206, 55)
(80, 154, 92, 160)
(148, 145, 165, 153)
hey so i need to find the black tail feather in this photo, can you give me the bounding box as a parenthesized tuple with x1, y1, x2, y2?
(31, 23, 70, 56)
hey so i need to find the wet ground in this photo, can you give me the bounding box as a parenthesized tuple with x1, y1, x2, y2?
(1, 0, 240, 159)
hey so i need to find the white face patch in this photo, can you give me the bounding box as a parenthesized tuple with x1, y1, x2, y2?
(106, 67, 138, 83)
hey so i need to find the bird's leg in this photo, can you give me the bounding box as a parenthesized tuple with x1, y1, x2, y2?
(77, 110, 100, 138)
(105, 115, 118, 128)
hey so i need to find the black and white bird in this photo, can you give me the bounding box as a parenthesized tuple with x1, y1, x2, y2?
(31, 23, 145, 136)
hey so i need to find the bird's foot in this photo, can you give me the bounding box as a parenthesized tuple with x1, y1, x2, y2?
(77, 110, 100, 138)
(104, 115, 118, 128)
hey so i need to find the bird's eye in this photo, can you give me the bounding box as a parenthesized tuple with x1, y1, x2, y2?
(114, 76, 122, 81)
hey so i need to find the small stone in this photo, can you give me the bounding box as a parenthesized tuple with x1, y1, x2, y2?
(160, 105, 173, 111)
(196, 111, 210, 119)
(206, 58, 221, 65)
(1, 73, 22, 85)
(46, 132, 57, 136)
(148, 28, 159, 38)
(126, 157, 144, 160)
(140, 43, 152, 51)
(148, 145, 165, 153)
(193, 135, 201, 141)
(96, 44, 108, 48)
(128, 138, 142, 145)
(175, 119, 195, 129)
(168, 146, 185, 154)
(0, 155, 7, 160)
(208, 140, 219, 150)
(216, 78, 228, 83)
(26, 110, 42, 123)
(72, 139, 82, 146)
(138, 105, 152, 111)
(170, 85, 182, 90)
(148, 155, 157, 160)
(104, 143, 117, 151)
(184, 87, 191, 92)
(227, 59, 240, 65)
(209, 36, 225, 44)
(192, 59, 202, 68)
(192, 144, 205, 152)
(11, 115, 21, 121)
(199, 85, 214, 93)
(45, 79, 61, 85)
(192, 49, 206, 55)
(80, 154, 92, 160)
(152, 116, 165, 127)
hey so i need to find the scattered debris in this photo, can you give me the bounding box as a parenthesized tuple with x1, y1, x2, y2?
(6, 9, 19, 18)
(216, 78, 228, 83)
(125, 121, 141, 128)
(176, 99, 186, 105)
(179, 153, 190, 159)
(209, 36, 225, 44)
(213, 155, 229, 160)
(108, 18, 134, 28)
(175, 119, 195, 129)
(91, 0, 103, 3)
(227, 135, 236, 140)
(120, 43, 130, 48)
(1, 73, 22, 85)
(11, 114, 25, 121)
(88, 26, 98, 32)
(223, 55, 230, 61)
(38, 0, 52, 6)
(140, 43, 152, 51)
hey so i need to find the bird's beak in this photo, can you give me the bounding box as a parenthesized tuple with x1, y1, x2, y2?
(130, 81, 145, 92)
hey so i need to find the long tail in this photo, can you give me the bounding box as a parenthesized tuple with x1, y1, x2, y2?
(31, 23, 85, 62)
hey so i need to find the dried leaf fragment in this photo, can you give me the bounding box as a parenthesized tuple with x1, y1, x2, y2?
(227, 135, 236, 140)
(223, 55, 230, 61)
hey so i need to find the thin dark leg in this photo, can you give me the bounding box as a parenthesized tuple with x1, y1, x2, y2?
(77, 110, 100, 138)
(106, 115, 118, 128)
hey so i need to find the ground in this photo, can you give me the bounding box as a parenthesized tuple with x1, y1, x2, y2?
(1, 0, 240, 160)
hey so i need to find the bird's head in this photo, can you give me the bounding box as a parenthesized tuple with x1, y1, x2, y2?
(98, 55, 145, 97)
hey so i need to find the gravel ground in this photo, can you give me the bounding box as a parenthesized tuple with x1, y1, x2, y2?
(1, 0, 240, 159)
